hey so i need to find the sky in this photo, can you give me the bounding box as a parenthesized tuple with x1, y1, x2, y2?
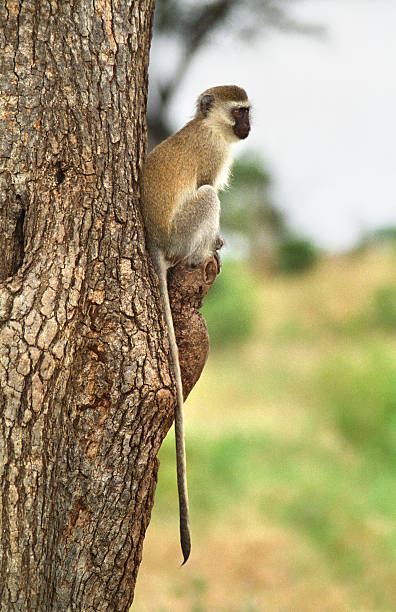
(151, 0, 396, 251)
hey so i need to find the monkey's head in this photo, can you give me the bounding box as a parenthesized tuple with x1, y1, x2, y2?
(196, 85, 251, 142)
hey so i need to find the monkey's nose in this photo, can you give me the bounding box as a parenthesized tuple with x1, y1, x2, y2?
(241, 125, 250, 139)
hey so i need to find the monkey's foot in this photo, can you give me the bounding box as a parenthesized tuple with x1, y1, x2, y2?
(212, 235, 225, 272)
(215, 235, 225, 250)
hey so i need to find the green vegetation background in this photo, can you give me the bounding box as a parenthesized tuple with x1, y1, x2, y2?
(134, 245, 396, 612)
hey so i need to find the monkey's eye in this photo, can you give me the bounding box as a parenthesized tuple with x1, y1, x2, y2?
(232, 107, 249, 119)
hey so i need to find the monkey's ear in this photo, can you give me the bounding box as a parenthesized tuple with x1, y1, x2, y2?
(200, 94, 215, 117)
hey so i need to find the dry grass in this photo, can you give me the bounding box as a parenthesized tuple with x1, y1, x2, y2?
(134, 520, 356, 612)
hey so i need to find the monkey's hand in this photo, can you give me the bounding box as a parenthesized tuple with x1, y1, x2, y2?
(214, 235, 225, 272)
(215, 235, 225, 250)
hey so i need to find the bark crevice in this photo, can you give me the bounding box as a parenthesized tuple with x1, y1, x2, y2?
(0, 190, 26, 281)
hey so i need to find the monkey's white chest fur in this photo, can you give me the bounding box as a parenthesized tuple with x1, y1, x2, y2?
(213, 149, 233, 192)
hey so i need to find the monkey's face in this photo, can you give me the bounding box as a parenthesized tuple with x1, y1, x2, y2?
(231, 106, 251, 140)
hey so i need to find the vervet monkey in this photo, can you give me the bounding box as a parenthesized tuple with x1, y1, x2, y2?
(140, 85, 251, 563)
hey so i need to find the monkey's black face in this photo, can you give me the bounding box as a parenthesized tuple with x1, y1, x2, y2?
(231, 106, 250, 139)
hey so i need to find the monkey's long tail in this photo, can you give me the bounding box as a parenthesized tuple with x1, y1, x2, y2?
(151, 248, 191, 565)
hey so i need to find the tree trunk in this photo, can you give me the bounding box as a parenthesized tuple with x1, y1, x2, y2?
(0, 2, 216, 610)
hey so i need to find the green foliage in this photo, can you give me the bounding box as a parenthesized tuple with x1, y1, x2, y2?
(231, 157, 271, 187)
(356, 226, 396, 254)
(373, 285, 396, 330)
(222, 156, 283, 231)
(369, 226, 396, 246)
(157, 422, 396, 589)
(316, 349, 396, 462)
(277, 237, 319, 274)
(200, 261, 257, 347)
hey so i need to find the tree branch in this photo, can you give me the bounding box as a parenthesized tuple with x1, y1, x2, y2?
(168, 256, 219, 400)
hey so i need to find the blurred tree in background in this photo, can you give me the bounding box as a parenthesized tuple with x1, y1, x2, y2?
(220, 155, 286, 270)
(148, 0, 324, 147)
(277, 237, 320, 274)
(220, 155, 320, 274)
(358, 225, 396, 253)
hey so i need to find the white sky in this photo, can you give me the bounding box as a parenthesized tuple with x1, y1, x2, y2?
(151, 0, 396, 251)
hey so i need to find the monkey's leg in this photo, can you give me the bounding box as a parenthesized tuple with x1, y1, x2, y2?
(168, 185, 222, 266)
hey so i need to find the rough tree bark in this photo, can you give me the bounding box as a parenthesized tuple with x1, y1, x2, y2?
(0, 1, 217, 610)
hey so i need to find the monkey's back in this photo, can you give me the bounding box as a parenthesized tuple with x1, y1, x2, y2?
(140, 119, 230, 249)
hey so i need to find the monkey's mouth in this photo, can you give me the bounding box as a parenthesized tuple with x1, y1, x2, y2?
(234, 124, 250, 139)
